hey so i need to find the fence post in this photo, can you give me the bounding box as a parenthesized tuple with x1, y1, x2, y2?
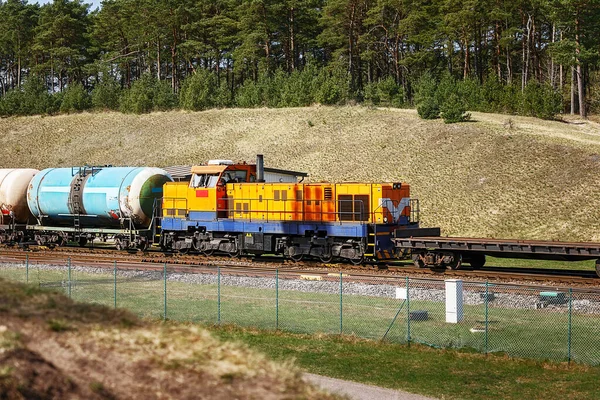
(339, 272, 343, 335)
(217, 266, 221, 324)
(568, 288, 573, 364)
(67, 257, 72, 298)
(406, 276, 411, 344)
(485, 281, 489, 354)
(113, 260, 117, 309)
(26, 254, 29, 283)
(163, 263, 167, 321)
(276, 269, 279, 330)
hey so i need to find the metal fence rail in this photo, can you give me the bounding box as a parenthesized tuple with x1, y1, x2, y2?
(1, 258, 599, 365)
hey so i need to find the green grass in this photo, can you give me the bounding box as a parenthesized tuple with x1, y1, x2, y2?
(484, 256, 596, 271)
(209, 325, 600, 400)
(2, 264, 599, 365)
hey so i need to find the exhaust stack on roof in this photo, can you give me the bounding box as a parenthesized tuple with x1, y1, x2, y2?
(256, 154, 265, 183)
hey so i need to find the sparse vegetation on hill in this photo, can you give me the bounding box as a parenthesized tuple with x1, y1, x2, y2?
(0, 278, 337, 399)
(2, 106, 600, 241)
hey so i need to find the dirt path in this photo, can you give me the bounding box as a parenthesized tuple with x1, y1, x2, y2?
(304, 373, 437, 400)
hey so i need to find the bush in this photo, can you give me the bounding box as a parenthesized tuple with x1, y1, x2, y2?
(15, 77, 54, 115)
(520, 81, 562, 119)
(119, 74, 177, 114)
(92, 76, 121, 110)
(60, 83, 92, 113)
(314, 65, 350, 105)
(417, 97, 440, 119)
(179, 69, 217, 111)
(440, 93, 471, 123)
(415, 72, 440, 119)
(235, 78, 264, 108)
(0, 89, 25, 116)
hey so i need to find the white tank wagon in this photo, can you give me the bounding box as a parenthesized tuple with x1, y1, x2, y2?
(0, 169, 39, 224)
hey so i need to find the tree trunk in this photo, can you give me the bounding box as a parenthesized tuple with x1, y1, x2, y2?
(289, 6, 295, 71)
(575, 13, 586, 117)
(157, 39, 161, 81)
(571, 66, 576, 115)
(550, 23, 555, 88)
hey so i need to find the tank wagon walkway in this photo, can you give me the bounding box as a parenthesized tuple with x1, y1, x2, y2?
(303, 373, 437, 400)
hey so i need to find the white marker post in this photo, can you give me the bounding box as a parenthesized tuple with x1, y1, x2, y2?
(445, 279, 464, 323)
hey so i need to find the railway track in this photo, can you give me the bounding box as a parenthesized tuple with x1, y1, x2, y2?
(0, 245, 599, 288)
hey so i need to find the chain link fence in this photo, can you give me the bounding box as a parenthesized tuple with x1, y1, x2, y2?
(1, 258, 599, 365)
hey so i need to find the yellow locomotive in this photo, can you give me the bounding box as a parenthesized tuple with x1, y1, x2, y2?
(160, 156, 416, 263)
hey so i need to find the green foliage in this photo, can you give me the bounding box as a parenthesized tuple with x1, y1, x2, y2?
(417, 97, 440, 120)
(364, 76, 405, 107)
(314, 65, 350, 105)
(440, 93, 471, 123)
(92, 76, 121, 110)
(520, 82, 563, 120)
(180, 69, 218, 111)
(119, 74, 177, 114)
(0, 76, 55, 116)
(60, 83, 91, 113)
(415, 73, 439, 119)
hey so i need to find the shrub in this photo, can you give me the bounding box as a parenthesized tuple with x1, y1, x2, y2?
(314, 64, 350, 105)
(19, 77, 53, 115)
(521, 81, 562, 119)
(119, 74, 177, 114)
(91, 76, 121, 110)
(179, 69, 217, 111)
(415, 72, 440, 119)
(235, 78, 263, 108)
(0, 89, 25, 116)
(60, 83, 92, 113)
(440, 93, 471, 123)
(417, 96, 440, 119)
(376, 76, 404, 107)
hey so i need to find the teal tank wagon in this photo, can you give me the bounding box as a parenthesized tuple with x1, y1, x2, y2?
(27, 167, 172, 228)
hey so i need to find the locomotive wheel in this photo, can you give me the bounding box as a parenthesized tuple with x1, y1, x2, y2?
(319, 250, 333, 263)
(202, 248, 215, 256)
(349, 252, 364, 265)
(290, 253, 304, 262)
(178, 246, 190, 255)
(78, 237, 88, 247)
(228, 248, 241, 258)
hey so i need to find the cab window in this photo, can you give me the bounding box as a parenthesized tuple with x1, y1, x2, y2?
(190, 173, 221, 188)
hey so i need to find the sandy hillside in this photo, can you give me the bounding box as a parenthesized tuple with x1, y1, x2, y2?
(0, 278, 338, 400)
(1, 106, 600, 241)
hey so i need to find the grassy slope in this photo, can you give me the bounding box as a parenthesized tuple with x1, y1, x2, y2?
(211, 325, 600, 400)
(0, 278, 338, 399)
(2, 107, 600, 240)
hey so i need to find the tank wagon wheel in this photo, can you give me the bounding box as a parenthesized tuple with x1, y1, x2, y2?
(202, 248, 215, 256)
(596, 260, 600, 278)
(78, 237, 88, 247)
(178, 247, 190, 255)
